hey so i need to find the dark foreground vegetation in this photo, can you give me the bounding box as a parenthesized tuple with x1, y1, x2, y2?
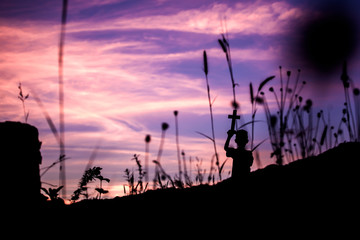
(65, 142, 358, 213)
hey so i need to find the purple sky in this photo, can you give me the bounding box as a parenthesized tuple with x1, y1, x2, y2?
(1, 0, 359, 199)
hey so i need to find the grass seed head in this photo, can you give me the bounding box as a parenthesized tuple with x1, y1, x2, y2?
(162, 122, 169, 131)
(203, 50, 208, 75)
(218, 39, 227, 53)
(231, 100, 239, 109)
(353, 88, 360, 96)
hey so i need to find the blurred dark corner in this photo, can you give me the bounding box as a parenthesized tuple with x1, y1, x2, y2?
(282, 0, 359, 94)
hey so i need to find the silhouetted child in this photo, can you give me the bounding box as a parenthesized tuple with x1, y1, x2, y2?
(224, 129, 253, 181)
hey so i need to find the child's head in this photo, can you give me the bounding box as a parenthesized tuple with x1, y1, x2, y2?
(235, 129, 249, 148)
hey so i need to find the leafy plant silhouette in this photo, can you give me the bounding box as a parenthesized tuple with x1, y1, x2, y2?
(95, 175, 110, 199)
(41, 186, 63, 201)
(71, 166, 109, 201)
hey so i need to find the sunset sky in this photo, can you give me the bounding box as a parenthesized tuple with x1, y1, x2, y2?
(1, 0, 359, 199)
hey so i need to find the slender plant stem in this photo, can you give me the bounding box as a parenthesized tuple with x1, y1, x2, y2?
(203, 50, 221, 180)
(145, 140, 150, 183)
(154, 130, 165, 188)
(205, 73, 220, 180)
(174, 111, 182, 182)
(58, 0, 68, 198)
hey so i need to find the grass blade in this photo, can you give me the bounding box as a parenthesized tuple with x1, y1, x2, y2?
(320, 125, 328, 146)
(251, 138, 268, 152)
(32, 92, 60, 145)
(195, 131, 214, 142)
(258, 76, 275, 93)
(58, 0, 68, 198)
(238, 120, 262, 130)
(219, 158, 228, 176)
(218, 39, 227, 53)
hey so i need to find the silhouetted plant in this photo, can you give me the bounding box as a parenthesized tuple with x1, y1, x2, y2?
(255, 68, 312, 164)
(41, 186, 63, 201)
(199, 50, 222, 180)
(353, 88, 360, 140)
(218, 34, 239, 110)
(18, 82, 29, 123)
(255, 66, 350, 164)
(249, 76, 275, 150)
(144, 134, 151, 183)
(153, 160, 175, 188)
(174, 110, 183, 184)
(71, 166, 108, 201)
(32, 0, 69, 197)
(195, 157, 205, 185)
(207, 153, 215, 184)
(340, 61, 358, 141)
(58, 0, 68, 199)
(131, 154, 148, 193)
(40, 154, 69, 178)
(153, 122, 169, 189)
(181, 150, 192, 187)
(95, 175, 110, 199)
(124, 168, 135, 195)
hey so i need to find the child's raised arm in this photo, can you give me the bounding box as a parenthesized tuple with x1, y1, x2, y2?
(224, 129, 235, 151)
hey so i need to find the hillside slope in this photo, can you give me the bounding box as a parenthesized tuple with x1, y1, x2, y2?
(70, 142, 359, 212)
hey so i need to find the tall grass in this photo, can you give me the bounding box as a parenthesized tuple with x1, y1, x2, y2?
(33, 91, 72, 181)
(181, 150, 192, 187)
(251, 62, 360, 165)
(252, 67, 313, 164)
(35, 0, 70, 198)
(58, 0, 68, 198)
(353, 88, 360, 141)
(218, 34, 238, 109)
(200, 50, 222, 180)
(174, 110, 183, 184)
(144, 134, 151, 183)
(249, 76, 275, 150)
(153, 122, 170, 189)
(340, 61, 359, 141)
(17, 82, 29, 123)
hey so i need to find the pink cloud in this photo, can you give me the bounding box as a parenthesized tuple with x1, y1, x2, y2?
(66, 1, 306, 36)
(3, 0, 348, 200)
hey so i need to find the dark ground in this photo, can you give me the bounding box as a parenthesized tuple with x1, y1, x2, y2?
(28, 142, 358, 240)
(60, 142, 359, 216)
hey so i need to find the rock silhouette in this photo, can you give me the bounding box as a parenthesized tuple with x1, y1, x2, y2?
(1, 121, 42, 207)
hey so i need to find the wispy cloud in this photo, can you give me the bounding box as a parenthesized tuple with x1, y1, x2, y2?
(2, 0, 355, 199)
(67, 1, 305, 35)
